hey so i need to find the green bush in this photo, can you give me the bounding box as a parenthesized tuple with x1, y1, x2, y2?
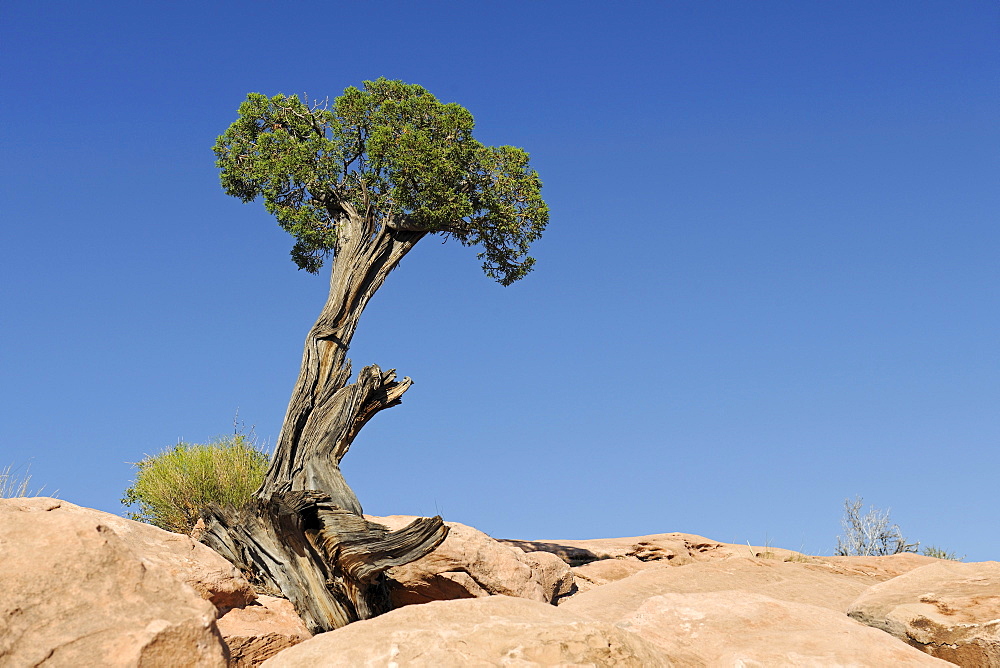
(122, 434, 269, 534)
(922, 545, 963, 561)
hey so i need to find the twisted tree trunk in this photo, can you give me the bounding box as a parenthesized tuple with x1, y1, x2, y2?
(200, 209, 448, 633)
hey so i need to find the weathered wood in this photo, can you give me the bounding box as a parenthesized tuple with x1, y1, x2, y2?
(201, 210, 448, 632)
(201, 493, 447, 633)
(261, 212, 427, 505)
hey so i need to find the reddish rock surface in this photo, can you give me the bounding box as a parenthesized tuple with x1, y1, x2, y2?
(6, 497, 255, 610)
(609, 591, 951, 666)
(503, 531, 939, 573)
(3, 499, 989, 667)
(370, 515, 575, 606)
(0, 497, 228, 666)
(563, 555, 912, 612)
(501, 532, 712, 565)
(260, 595, 670, 667)
(507, 530, 941, 605)
(217, 595, 312, 667)
(571, 557, 664, 592)
(848, 559, 1000, 665)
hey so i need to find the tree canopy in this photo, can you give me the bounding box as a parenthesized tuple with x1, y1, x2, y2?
(213, 78, 548, 285)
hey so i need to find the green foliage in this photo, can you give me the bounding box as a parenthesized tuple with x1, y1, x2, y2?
(213, 78, 548, 285)
(121, 434, 269, 534)
(922, 545, 964, 561)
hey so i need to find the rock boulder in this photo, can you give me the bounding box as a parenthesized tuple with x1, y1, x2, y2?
(0, 497, 228, 666)
(5, 497, 255, 610)
(217, 595, 312, 667)
(611, 591, 951, 666)
(370, 515, 575, 606)
(847, 559, 1000, 665)
(563, 556, 898, 613)
(261, 595, 669, 667)
(503, 532, 939, 574)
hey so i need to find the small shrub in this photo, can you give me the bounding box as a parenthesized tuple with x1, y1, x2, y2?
(922, 545, 963, 561)
(835, 496, 919, 556)
(122, 433, 269, 534)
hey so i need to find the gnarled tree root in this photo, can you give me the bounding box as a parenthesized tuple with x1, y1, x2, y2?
(202, 492, 447, 633)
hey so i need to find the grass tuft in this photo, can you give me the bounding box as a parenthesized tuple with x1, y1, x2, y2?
(921, 545, 964, 561)
(121, 433, 269, 534)
(0, 463, 50, 498)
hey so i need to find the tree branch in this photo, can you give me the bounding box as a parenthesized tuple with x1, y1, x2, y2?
(384, 213, 467, 235)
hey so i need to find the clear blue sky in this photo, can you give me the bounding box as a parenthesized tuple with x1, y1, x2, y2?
(2, 1, 997, 561)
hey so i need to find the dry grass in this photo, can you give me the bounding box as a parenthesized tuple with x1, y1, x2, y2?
(0, 463, 48, 498)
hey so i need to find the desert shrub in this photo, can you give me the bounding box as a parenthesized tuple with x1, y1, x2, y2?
(834, 496, 919, 556)
(122, 433, 269, 534)
(921, 545, 963, 561)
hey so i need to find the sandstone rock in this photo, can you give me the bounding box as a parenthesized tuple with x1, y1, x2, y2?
(507, 531, 939, 605)
(501, 532, 708, 565)
(504, 532, 942, 572)
(370, 515, 575, 606)
(0, 497, 228, 666)
(5, 497, 255, 610)
(571, 557, 662, 593)
(847, 560, 1000, 666)
(610, 591, 951, 666)
(814, 552, 942, 579)
(563, 556, 903, 613)
(261, 595, 670, 667)
(520, 532, 805, 563)
(520, 549, 577, 601)
(218, 595, 312, 667)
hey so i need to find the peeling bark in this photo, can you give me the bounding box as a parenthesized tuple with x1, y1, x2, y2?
(201, 212, 448, 632)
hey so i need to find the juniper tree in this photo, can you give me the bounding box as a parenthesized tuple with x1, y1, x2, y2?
(201, 79, 548, 631)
